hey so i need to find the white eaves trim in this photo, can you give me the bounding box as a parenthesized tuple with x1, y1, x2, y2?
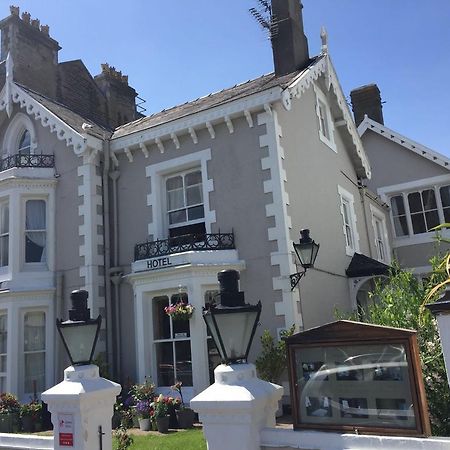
(358, 115, 450, 170)
(0, 83, 100, 155)
(110, 86, 283, 152)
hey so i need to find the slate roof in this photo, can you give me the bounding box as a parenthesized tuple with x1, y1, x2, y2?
(19, 84, 112, 140)
(111, 57, 321, 140)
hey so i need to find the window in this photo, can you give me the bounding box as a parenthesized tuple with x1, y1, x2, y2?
(0, 202, 8, 267)
(0, 314, 7, 393)
(25, 200, 46, 263)
(314, 85, 336, 151)
(338, 186, 359, 256)
(390, 186, 449, 238)
(370, 205, 390, 263)
(166, 169, 205, 238)
(17, 130, 31, 155)
(23, 311, 46, 394)
(153, 293, 192, 387)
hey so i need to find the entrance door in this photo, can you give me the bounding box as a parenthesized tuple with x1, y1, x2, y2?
(152, 293, 192, 387)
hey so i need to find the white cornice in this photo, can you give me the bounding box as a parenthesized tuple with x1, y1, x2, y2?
(358, 115, 450, 170)
(0, 176, 57, 190)
(0, 82, 98, 156)
(109, 87, 282, 152)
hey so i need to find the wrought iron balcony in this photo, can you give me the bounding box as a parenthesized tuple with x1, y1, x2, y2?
(134, 232, 235, 261)
(0, 154, 55, 171)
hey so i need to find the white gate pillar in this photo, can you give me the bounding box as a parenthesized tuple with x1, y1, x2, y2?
(191, 363, 282, 450)
(42, 365, 121, 450)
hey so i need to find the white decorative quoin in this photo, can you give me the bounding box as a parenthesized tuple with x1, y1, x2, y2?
(191, 363, 282, 450)
(42, 365, 120, 450)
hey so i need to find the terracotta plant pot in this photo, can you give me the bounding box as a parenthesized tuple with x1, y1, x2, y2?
(155, 415, 170, 433)
(176, 408, 195, 429)
(138, 417, 151, 431)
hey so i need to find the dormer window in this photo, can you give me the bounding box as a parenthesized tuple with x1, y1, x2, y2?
(17, 130, 31, 155)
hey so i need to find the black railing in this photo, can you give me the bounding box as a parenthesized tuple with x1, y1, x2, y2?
(0, 154, 55, 171)
(134, 232, 235, 261)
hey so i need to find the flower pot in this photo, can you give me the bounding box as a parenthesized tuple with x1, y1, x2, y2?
(0, 412, 19, 433)
(170, 312, 193, 321)
(176, 408, 195, 429)
(21, 415, 34, 433)
(155, 415, 170, 433)
(138, 418, 151, 431)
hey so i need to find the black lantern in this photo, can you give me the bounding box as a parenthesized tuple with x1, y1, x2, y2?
(56, 290, 102, 366)
(290, 229, 320, 290)
(203, 270, 261, 365)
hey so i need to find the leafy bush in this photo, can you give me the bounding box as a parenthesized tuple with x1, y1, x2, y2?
(337, 261, 450, 435)
(113, 426, 133, 450)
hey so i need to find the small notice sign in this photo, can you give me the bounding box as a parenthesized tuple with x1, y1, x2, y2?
(58, 413, 74, 447)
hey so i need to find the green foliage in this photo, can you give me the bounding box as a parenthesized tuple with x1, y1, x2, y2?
(255, 325, 295, 383)
(338, 261, 450, 435)
(113, 426, 134, 450)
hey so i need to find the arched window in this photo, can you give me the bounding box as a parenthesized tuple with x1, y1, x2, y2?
(17, 130, 31, 155)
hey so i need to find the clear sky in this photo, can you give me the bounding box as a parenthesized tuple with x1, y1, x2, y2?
(3, 1, 450, 156)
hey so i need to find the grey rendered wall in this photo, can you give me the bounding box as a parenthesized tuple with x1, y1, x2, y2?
(363, 131, 448, 192)
(114, 113, 285, 380)
(275, 83, 377, 328)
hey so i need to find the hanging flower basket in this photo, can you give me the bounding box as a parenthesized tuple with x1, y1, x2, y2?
(164, 302, 194, 321)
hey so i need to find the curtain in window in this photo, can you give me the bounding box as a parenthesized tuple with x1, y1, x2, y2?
(18, 130, 31, 155)
(25, 200, 46, 263)
(24, 312, 45, 393)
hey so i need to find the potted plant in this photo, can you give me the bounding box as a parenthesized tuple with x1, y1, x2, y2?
(172, 381, 195, 428)
(135, 400, 153, 431)
(20, 401, 42, 432)
(164, 302, 195, 321)
(0, 393, 20, 433)
(129, 377, 154, 427)
(151, 394, 170, 433)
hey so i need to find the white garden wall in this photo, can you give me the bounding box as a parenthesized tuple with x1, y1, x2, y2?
(261, 428, 450, 450)
(0, 433, 53, 449)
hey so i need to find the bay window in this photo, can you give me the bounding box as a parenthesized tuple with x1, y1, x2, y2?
(0, 202, 8, 267)
(0, 314, 6, 393)
(25, 199, 46, 263)
(23, 311, 46, 394)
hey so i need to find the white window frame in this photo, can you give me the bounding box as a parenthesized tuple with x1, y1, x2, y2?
(146, 149, 216, 240)
(22, 197, 48, 269)
(0, 200, 9, 270)
(165, 168, 205, 232)
(338, 186, 360, 256)
(369, 204, 391, 264)
(3, 113, 37, 156)
(314, 84, 336, 152)
(21, 309, 46, 398)
(0, 312, 7, 394)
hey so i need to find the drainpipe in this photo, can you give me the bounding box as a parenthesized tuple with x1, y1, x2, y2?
(109, 169, 122, 379)
(102, 139, 115, 377)
(359, 184, 373, 259)
(54, 271, 63, 381)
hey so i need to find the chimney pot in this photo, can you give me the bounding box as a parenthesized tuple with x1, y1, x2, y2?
(31, 18, 40, 29)
(9, 5, 19, 16)
(21, 11, 30, 23)
(40, 24, 49, 36)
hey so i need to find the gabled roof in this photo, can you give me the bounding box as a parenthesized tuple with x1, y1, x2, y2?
(358, 115, 450, 170)
(112, 65, 309, 140)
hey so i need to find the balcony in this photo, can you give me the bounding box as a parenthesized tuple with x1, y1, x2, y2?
(0, 154, 55, 172)
(134, 232, 235, 261)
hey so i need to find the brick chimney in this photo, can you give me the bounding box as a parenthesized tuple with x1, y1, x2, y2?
(0, 6, 60, 99)
(94, 63, 138, 128)
(350, 84, 384, 127)
(271, 0, 309, 76)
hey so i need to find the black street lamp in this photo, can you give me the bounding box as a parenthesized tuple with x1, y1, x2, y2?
(290, 229, 320, 290)
(203, 270, 261, 365)
(56, 289, 102, 366)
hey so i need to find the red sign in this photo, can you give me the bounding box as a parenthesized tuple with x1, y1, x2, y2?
(58, 413, 74, 447)
(59, 433, 73, 446)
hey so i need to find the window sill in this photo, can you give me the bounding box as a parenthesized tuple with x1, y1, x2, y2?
(319, 133, 337, 153)
(392, 233, 440, 248)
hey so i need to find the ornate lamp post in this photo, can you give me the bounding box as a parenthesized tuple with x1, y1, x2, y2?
(290, 229, 320, 290)
(42, 289, 120, 450)
(203, 269, 261, 364)
(56, 290, 102, 366)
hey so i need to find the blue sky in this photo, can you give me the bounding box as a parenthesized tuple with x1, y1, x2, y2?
(4, 1, 450, 156)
